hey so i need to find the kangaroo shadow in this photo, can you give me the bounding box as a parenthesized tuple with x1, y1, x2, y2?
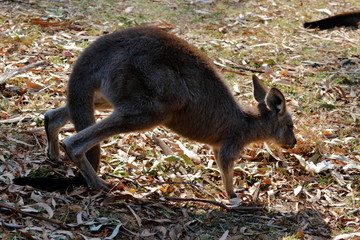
(97, 191, 332, 240)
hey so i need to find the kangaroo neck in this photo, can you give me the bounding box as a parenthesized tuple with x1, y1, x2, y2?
(240, 104, 273, 145)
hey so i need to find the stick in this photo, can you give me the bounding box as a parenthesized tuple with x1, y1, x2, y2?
(142, 181, 219, 200)
(0, 116, 32, 124)
(0, 61, 46, 85)
(118, 145, 142, 157)
(213, 61, 261, 75)
(219, 68, 247, 76)
(124, 203, 142, 227)
(0, 201, 67, 229)
(141, 181, 201, 187)
(231, 66, 266, 73)
(163, 197, 263, 212)
(202, 177, 227, 195)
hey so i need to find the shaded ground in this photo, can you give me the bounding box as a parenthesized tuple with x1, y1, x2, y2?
(0, 0, 359, 239)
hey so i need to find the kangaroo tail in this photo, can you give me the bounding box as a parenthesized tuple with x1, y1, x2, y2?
(304, 11, 360, 30)
(13, 173, 86, 191)
(14, 59, 103, 191)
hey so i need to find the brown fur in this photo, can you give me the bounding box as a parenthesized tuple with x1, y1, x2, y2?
(14, 26, 296, 198)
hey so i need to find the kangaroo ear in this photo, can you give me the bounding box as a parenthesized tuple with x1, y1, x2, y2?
(252, 75, 268, 102)
(265, 88, 286, 116)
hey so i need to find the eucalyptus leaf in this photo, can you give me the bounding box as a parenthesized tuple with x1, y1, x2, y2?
(165, 155, 182, 162)
(104, 223, 122, 240)
(181, 154, 195, 166)
(90, 223, 104, 232)
(319, 103, 336, 110)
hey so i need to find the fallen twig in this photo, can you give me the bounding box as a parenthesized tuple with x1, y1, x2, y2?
(231, 65, 266, 73)
(163, 196, 263, 212)
(7, 137, 35, 147)
(0, 61, 46, 85)
(202, 177, 227, 196)
(118, 145, 142, 157)
(0, 201, 67, 229)
(124, 203, 142, 227)
(141, 181, 201, 188)
(0, 116, 32, 124)
(213, 60, 262, 75)
(218, 67, 247, 76)
(142, 181, 218, 200)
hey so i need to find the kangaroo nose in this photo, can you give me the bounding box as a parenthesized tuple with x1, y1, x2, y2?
(292, 138, 297, 147)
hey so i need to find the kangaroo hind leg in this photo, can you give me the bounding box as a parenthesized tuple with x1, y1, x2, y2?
(63, 101, 172, 190)
(45, 106, 70, 161)
(44, 94, 112, 162)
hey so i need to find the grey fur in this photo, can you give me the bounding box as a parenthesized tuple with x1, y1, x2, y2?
(44, 26, 296, 198)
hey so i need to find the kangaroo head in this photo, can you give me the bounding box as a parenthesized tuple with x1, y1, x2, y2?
(252, 75, 297, 149)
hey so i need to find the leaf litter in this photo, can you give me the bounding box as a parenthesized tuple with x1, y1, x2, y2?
(0, 0, 359, 239)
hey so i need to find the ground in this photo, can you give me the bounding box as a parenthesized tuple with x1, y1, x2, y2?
(0, 0, 359, 239)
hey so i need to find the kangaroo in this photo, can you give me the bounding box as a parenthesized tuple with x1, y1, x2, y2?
(304, 11, 360, 30)
(14, 26, 296, 199)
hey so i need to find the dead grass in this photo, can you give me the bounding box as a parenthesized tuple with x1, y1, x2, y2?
(0, 0, 359, 239)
